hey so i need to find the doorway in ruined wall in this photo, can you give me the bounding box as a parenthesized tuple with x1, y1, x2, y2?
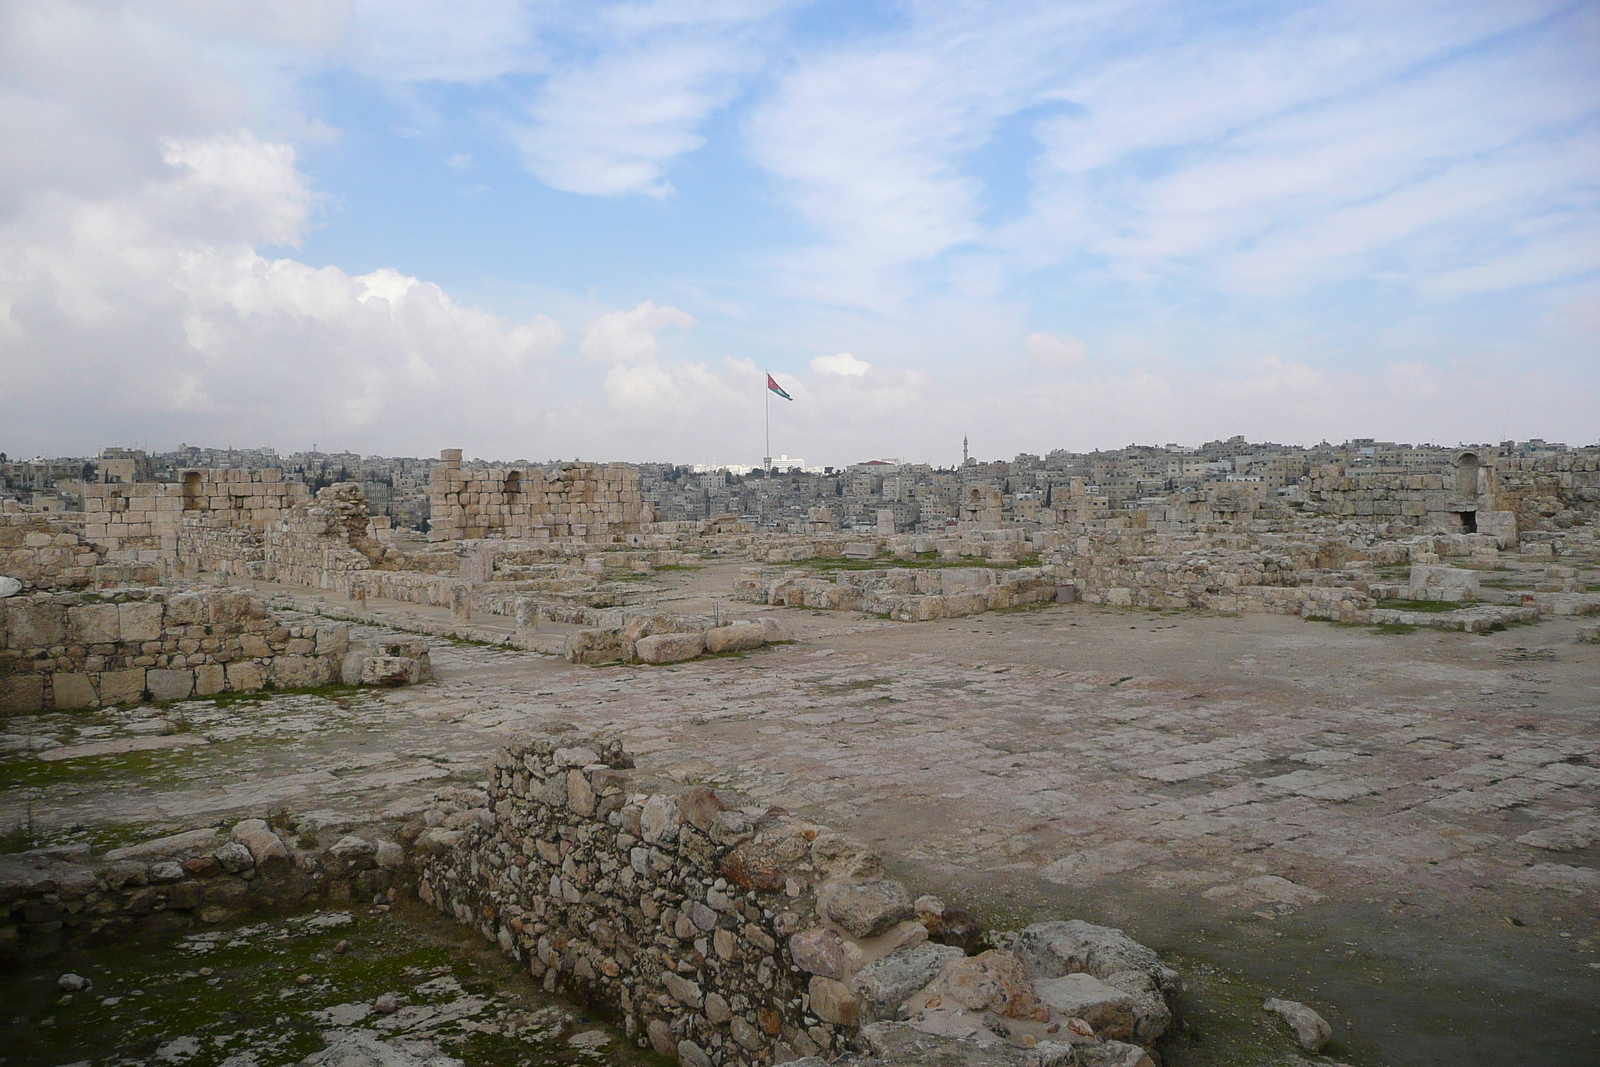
(1457, 511, 1478, 533)
(182, 472, 203, 511)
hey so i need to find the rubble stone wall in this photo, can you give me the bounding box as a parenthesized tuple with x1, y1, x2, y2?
(428, 450, 652, 543)
(0, 586, 352, 712)
(415, 733, 1178, 1067)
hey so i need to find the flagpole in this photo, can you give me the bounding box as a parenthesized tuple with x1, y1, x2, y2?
(764, 371, 771, 471)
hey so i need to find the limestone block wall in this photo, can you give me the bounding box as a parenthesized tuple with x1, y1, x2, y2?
(83, 470, 308, 565)
(0, 513, 156, 592)
(739, 567, 1059, 622)
(428, 451, 652, 543)
(1493, 452, 1600, 531)
(0, 587, 352, 712)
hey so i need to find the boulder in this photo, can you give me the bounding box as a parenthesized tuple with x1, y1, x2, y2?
(705, 623, 765, 654)
(359, 656, 424, 687)
(851, 942, 965, 1020)
(635, 632, 705, 664)
(927, 950, 1046, 1021)
(0, 576, 21, 598)
(821, 878, 915, 938)
(1263, 998, 1333, 1052)
(1006, 920, 1176, 1044)
(790, 927, 849, 979)
(230, 818, 291, 874)
(808, 975, 861, 1027)
(1035, 973, 1137, 1040)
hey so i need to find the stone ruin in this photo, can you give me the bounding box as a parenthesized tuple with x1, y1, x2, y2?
(5, 441, 1598, 706)
(410, 730, 1186, 1067)
(2, 730, 1196, 1067)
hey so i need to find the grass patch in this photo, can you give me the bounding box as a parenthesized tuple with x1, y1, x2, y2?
(1376, 599, 1466, 612)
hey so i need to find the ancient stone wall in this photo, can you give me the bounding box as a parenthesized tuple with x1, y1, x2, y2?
(736, 567, 1059, 622)
(83, 470, 308, 565)
(1492, 452, 1600, 532)
(1, 512, 157, 592)
(414, 732, 1177, 1067)
(427, 450, 652, 543)
(0, 587, 353, 712)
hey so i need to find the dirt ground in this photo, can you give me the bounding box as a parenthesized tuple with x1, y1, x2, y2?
(5, 561, 1597, 1066)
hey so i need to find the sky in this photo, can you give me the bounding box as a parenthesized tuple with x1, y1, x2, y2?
(0, 0, 1596, 467)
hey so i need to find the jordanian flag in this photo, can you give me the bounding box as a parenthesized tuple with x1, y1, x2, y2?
(767, 373, 793, 401)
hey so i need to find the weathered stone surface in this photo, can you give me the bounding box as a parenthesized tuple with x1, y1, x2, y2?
(932, 949, 1045, 1021)
(230, 818, 291, 874)
(1036, 973, 1137, 1039)
(789, 926, 849, 978)
(104, 828, 221, 863)
(635, 632, 705, 664)
(675, 1040, 712, 1067)
(298, 1031, 463, 1067)
(1007, 920, 1175, 1043)
(704, 991, 732, 1025)
(808, 975, 861, 1027)
(704, 623, 764, 653)
(821, 878, 915, 938)
(566, 769, 596, 816)
(851, 942, 965, 1020)
(360, 656, 423, 687)
(146, 668, 195, 702)
(1263, 997, 1333, 1052)
(0, 575, 20, 598)
(640, 794, 679, 844)
(677, 785, 724, 831)
(213, 841, 256, 874)
(661, 971, 701, 1007)
(51, 672, 97, 709)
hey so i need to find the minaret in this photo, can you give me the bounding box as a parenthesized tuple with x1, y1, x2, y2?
(963, 435, 969, 466)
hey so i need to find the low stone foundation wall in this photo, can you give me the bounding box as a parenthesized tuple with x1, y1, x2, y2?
(413, 731, 1177, 1067)
(735, 567, 1059, 622)
(0, 818, 408, 959)
(0, 586, 427, 712)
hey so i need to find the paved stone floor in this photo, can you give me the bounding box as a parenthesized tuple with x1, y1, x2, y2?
(4, 563, 1598, 1066)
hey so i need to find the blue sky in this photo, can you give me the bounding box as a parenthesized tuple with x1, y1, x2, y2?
(0, 0, 1595, 465)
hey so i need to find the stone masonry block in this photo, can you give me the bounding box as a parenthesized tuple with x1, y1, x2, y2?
(146, 669, 195, 702)
(51, 673, 98, 709)
(96, 667, 147, 705)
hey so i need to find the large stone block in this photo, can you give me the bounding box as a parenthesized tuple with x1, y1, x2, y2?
(268, 655, 332, 689)
(635, 632, 704, 664)
(146, 668, 195, 702)
(0, 675, 45, 712)
(97, 667, 147, 705)
(6, 600, 67, 649)
(51, 672, 98, 709)
(704, 623, 764, 654)
(118, 601, 164, 641)
(225, 661, 265, 691)
(67, 602, 121, 644)
(193, 663, 227, 696)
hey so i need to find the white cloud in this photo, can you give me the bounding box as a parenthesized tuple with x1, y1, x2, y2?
(810, 351, 870, 376)
(0, 128, 565, 455)
(1025, 332, 1086, 368)
(580, 300, 694, 363)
